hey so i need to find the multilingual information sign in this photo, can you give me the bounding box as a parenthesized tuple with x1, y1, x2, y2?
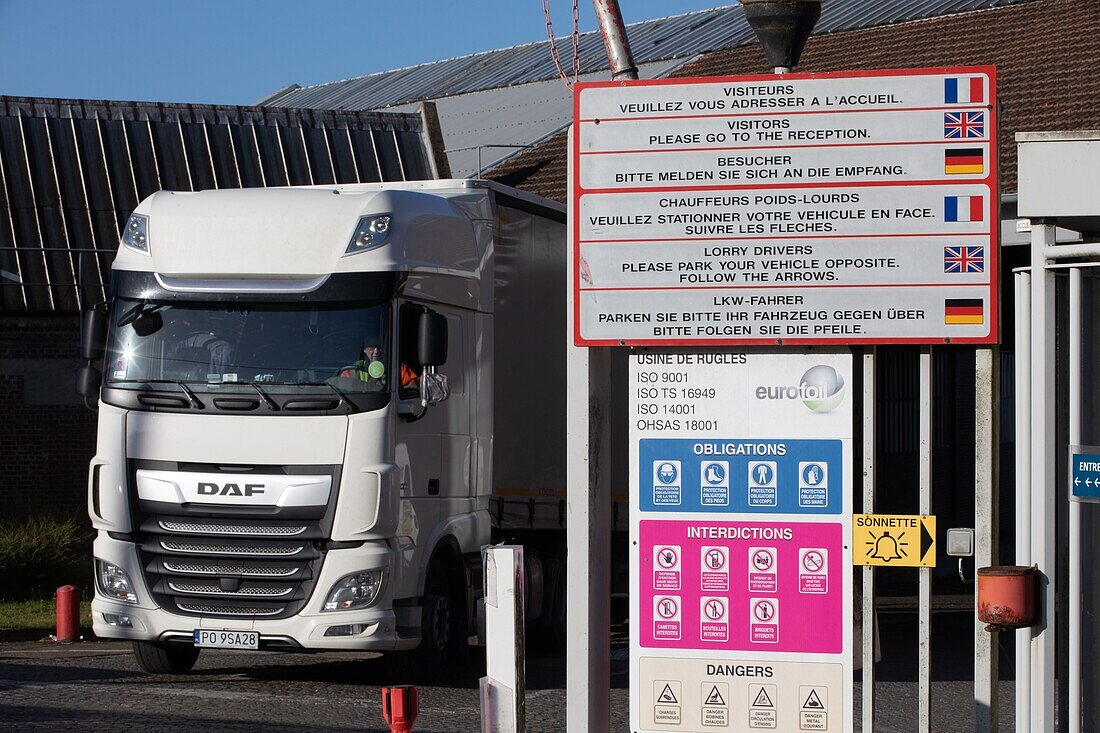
(630, 350, 853, 732)
(573, 67, 998, 346)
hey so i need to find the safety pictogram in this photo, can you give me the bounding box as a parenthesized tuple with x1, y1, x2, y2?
(700, 546, 729, 592)
(748, 546, 778, 593)
(653, 596, 681, 640)
(652, 460, 682, 506)
(798, 461, 829, 508)
(657, 683, 679, 704)
(799, 548, 828, 594)
(748, 684, 778, 729)
(701, 682, 730, 727)
(653, 545, 681, 591)
(747, 461, 778, 507)
(750, 597, 779, 644)
(853, 514, 937, 567)
(653, 680, 682, 726)
(700, 596, 729, 642)
(799, 686, 828, 730)
(700, 460, 730, 506)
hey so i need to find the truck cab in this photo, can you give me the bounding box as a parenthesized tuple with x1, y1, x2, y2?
(80, 180, 564, 674)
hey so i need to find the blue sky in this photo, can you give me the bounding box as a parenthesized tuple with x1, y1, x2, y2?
(0, 1, 728, 105)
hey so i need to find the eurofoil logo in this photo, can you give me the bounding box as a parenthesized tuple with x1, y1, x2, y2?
(755, 365, 845, 413)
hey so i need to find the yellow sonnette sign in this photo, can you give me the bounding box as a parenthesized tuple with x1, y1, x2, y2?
(853, 514, 936, 567)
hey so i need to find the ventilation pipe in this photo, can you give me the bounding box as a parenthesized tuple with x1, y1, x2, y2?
(741, 0, 822, 73)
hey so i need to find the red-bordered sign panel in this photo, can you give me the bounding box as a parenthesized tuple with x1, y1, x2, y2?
(571, 67, 998, 347)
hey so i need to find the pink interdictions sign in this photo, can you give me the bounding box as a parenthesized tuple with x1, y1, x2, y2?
(640, 520, 843, 653)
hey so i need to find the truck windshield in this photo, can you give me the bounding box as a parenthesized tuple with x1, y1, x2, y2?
(104, 299, 392, 397)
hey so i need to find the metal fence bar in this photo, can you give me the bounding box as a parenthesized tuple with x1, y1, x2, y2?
(1014, 268, 1032, 732)
(1068, 265, 1082, 733)
(974, 346, 1000, 731)
(918, 346, 932, 733)
(1029, 221, 1057, 732)
(861, 348, 876, 732)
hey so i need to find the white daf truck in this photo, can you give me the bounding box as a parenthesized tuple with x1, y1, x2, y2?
(78, 180, 578, 675)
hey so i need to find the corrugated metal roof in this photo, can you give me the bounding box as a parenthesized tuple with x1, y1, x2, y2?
(389, 59, 681, 178)
(0, 97, 433, 313)
(260, 0, 1038, 111)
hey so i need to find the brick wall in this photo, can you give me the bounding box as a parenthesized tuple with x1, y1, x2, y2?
(0, 317, 96, 519)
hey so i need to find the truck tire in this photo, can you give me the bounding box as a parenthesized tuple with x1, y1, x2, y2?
(385, 559, 459, 681)
(132, 641, 200, 674)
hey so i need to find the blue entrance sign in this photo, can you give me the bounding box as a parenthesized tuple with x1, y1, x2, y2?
(1071, 449, 1100, 502)
(640, 438, 843, 515)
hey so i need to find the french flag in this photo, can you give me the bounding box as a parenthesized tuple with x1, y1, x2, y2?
(945, 76, 985, 104)
(944, 195, 984, 222)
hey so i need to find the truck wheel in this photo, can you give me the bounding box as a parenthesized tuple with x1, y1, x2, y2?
(132, 641, 200, 674)
(385, 560, 457, 681)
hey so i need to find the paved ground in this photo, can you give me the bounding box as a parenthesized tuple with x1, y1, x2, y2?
(0, 611, 1015, 732)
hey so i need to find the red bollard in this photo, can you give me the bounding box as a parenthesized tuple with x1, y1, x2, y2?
(55, 585, 80, 643)
(381, 685, 418, 733)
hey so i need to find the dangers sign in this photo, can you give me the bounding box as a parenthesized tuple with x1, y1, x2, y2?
(853, 514, 937, 567)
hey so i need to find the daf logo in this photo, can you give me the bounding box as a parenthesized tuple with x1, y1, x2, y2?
(197, 482, 266, 497)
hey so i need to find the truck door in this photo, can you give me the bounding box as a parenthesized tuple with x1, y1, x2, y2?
(394, 302, 472, 507)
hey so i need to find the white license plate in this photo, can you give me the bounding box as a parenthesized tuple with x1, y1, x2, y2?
(193, 629, 259, 649)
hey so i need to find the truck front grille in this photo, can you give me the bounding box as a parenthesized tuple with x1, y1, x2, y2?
(162, 560, 298, 578)
(168, 581, 295, 597)
(158, 520, 308, 536)
(176, 602, 286, 617)
(159, 539, 306, 556)
(129, 461, 341, 622)
(140, 515, 325, 620)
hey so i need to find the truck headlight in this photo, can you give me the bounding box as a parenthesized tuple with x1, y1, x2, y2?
(344, 215, 391, 255)
(95, 560, 138, 604)
(322, 570, 383, 611)
(121, 213, 150, 255)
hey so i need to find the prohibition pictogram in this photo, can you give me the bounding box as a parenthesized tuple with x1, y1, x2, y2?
(753, 599, 775, 622)
(704, 598, 726, 621)
(656, 597, 679, 619)
(657, 547, 678, 569)
(802, 550, 824, 573)
(752, 548, 774, 571)
(705, 548, 726, 570)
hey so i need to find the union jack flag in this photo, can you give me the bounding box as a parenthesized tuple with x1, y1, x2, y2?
(944, 111, 986, 139)
(944, 245, 985, 273)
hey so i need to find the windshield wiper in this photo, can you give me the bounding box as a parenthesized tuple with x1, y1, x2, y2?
(296, 381, 354, 410)
(247, 381, 279, 411)
(121, 379, 205, 409)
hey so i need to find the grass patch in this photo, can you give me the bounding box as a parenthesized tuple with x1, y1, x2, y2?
(0, 599, 93, 630)
(0, 516, 92, 600)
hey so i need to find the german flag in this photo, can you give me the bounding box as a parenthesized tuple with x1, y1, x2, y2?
(945, 148, 984, 175)
(945, 298, 984, 325)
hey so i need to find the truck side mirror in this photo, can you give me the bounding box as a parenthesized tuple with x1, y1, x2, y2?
(81, 308, 108, 362)
(76, 365, 102, 398)
(418, 311, 448, 367)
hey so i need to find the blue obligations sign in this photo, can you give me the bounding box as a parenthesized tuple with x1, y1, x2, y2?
(640, 438, 843, 514)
